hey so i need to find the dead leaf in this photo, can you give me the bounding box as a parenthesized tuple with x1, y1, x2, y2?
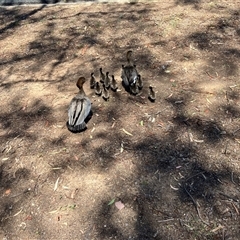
(108, 199, 115, 205)
(49, 207, 61, 214)
(81, 44, 89, 55)
(115, 201, 125, 210)
(54, 177, 60, 191)
(170, 184, 179, 191)
(13, 208, 23, 217)
(210, 225, 225, 233)
(25, 215, 32, 221)
(4, 189, 11, 196)
(70, 188, 79, 199)
(120, 142, 124, 153)
(122, 128, 133, 136)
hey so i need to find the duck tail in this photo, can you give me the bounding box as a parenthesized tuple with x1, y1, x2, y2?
(66, 121, 86, 133)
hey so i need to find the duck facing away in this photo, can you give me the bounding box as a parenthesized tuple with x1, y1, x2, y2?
(102, 84, 109, 101)
(104, 72, 111, 89)
(111, 75, 118, 91)
(148, 86, 156, 102)
(99, 67, 105, 83)
(67, 77, 92, 133)
(121, 50, 139, 92)
(95, 81, 102, 96)
(90, 73, 96, 89)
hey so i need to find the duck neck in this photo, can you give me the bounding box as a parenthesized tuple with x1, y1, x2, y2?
(78, 87, 86, 96)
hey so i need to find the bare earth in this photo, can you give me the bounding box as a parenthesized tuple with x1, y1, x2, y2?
(0, 1, 240, 239)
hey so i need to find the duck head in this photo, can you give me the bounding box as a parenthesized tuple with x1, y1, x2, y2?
(76, 77, 86, 89)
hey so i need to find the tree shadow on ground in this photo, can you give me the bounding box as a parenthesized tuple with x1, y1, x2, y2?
(0, 5, 46, 35)
(175, 0, 201, 10)
(0, 2, 240, 240)
(93, 133, 240, 239)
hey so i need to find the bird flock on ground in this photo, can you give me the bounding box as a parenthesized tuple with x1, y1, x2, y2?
(66, 50, 156, 133)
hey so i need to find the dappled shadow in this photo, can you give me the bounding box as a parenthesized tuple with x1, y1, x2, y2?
(175, 0, 201, 9)
(0, 99, 52, 139)
(91, 132, 240, 239)
(0, 2, 240, 240)
(0, 5, 45, 34)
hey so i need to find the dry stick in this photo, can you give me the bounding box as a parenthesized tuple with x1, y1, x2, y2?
(233, 128, 240, 136)
(225, 91, 229, 104)
(223, 141, 229, 154)
(183, 185, 210, 226)
(231, 172, 236, 185)
(185, 171, 206, 182)
(10, 188, 31, 198)
(218, 191, 239, 202)
(158, 218, 175, 223)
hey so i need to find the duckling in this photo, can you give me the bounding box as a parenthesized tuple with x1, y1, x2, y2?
(67, 77, 91, 133)
(90, 73, 96, 89)
(99, 67, 105, 83)
(129, 83, 139, 95)
(102, 84, 109, 101)
(136, 74, 143, 89)
(148, 86, 156, 102)
(95, 81, 102, 96)
(121, 50, 139, 88)
(111, 75, 118, 91)
(104, 72, 111, 89)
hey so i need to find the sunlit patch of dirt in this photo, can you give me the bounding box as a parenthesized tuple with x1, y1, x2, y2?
(0, 1, 240, 239)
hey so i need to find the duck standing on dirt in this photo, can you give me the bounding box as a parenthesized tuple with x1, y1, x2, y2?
(121, 50, 139, 92)
(111, 75, 118, 91)
(95, 81, 102, 96)
(104, 72, 111, 89)
(67, 77, 92, 133)
(102, 84, 109, 101)
(90, 73, 96, 89)
(99, 67, 105, 83)
(148, 86, 156, 102)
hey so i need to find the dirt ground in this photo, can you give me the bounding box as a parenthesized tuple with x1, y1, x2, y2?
(0, 0, 240, 239)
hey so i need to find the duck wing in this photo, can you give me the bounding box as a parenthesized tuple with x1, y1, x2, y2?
(67, 96, 91, 132)
(121, 66, 138, 86)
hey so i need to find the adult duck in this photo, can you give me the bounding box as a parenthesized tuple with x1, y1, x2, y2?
(67, 77, 92, 133)
(121, 50, 139, 89)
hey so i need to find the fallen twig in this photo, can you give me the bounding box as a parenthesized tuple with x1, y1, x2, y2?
(183, 185, 210, 226)
(210, 224, 225, 233)
(157, 218, 175, 223)
(231, 172, 236, 185)
(122, 128, 133, 136)
(10, 188, 31, 198)
(218, 191, 239, 202)
(54, 177, 60, 192)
